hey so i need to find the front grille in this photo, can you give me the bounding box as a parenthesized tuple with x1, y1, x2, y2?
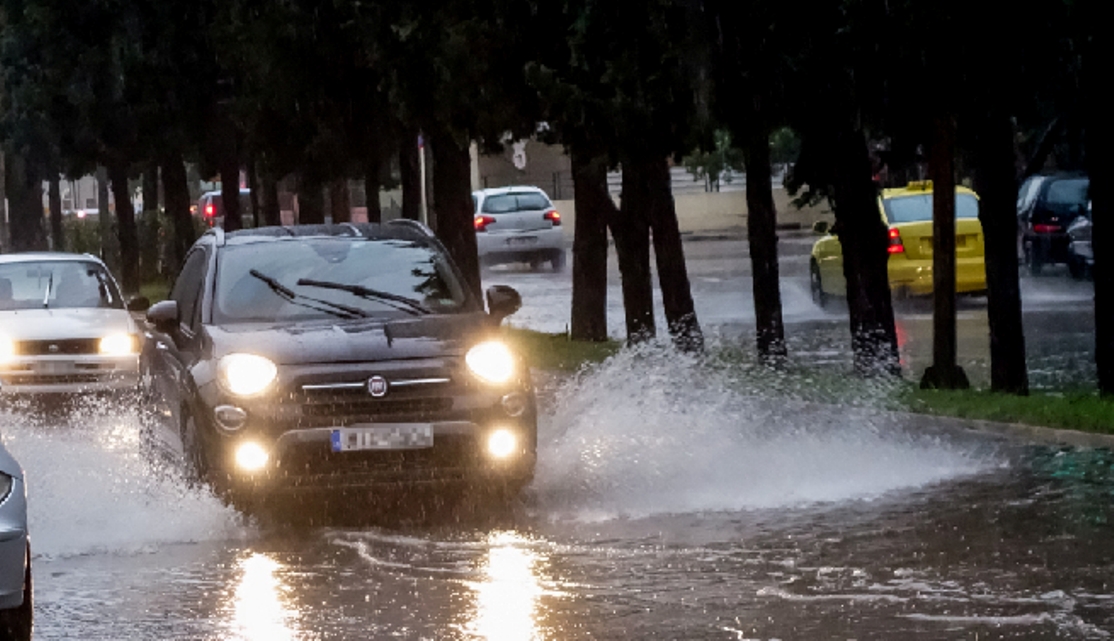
(299, 396, 453, 420)
(1, 373, 104, 385)
(16, 338, 100, 356)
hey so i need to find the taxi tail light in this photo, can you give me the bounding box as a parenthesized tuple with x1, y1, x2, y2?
(887, 227, 905, 254)
(475, 214, 496, 232)
(544, 210, 561, 226)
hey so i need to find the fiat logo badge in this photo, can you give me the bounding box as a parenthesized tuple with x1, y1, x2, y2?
(367, 375, 389, 397)
(48, 344, 60, 354)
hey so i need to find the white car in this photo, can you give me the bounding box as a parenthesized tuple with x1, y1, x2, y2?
(472, 186, 566, 270)
(0, 440, 30, 641)
(0, 253, 145, 396)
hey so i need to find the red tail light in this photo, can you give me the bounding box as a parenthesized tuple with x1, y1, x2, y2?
(474, 214, 496, 232)
(887, 227, 905, 254)
(544, 210, 561, 226)
(1033, 223, 1062, 234)
(205, 204, 215, 218)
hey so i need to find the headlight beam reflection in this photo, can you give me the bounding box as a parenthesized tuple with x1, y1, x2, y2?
(228, 552, 301, 641)
(462, 531, 547, 641)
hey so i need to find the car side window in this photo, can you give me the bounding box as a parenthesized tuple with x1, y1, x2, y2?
(170, 249, 208, 330)
(1018, 177, 1043, 213)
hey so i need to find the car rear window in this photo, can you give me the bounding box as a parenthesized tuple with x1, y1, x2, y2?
(213, 237, 470, 323)
(884, 193, 979, 224)
(0, 260, 123, 311)
(1045, 178, 1089, 207)
(480, 192, 552, 214)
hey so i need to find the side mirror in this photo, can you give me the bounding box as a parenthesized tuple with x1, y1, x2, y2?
(146, 299, 180, 333)
(812, 220, 830, 235)
(126, 295, 151, 312)
(485, 285, 521, 324)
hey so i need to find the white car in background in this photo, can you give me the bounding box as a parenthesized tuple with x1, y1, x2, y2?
(473, 186, 566, 271)
(0, 440, 30, 641)
(0, 253, 146, 396)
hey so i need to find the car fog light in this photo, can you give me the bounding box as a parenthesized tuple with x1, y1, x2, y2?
(501, 392, 527, 417)
(214, 405, 248, 432)
(235, 442, 269, 472)
(486, 429, 518, 459)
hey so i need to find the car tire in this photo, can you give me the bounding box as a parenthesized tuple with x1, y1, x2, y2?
(810, 262, 828, 308)
(550, 250, 567, 272)
(0, 545, 32, 641)
(181, 412, 212, 487)
(1024, 241, 1043, 276)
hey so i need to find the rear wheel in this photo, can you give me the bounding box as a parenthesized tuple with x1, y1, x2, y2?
(0, 545, 32, 641)
(550, 250, 567, 272)
(1024, 241, 1043, 276)
(810, 262, 828, 308)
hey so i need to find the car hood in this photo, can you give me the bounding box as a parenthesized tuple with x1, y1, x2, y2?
(0, 308, 137, 340)
(207, 313, 496, 365)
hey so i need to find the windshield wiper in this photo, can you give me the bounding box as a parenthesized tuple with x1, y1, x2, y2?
(42, 271, 54, 308)
(249, 270, 367, 319)
(296, 278, 432, 316)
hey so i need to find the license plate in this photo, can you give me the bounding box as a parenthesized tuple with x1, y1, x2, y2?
(37, 361, 72, 374)
(506, 236, 538, 247)
(331, 425, 434, 452)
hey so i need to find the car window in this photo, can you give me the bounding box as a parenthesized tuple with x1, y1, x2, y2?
(1045, 178, 1089, 207)
(1018, 176, 1044, 211)
(213, 237, 470, 323)
(480, 192, 552, 214)
(883, 193, 979, 223)
(171, 249, 209, 329)
(0, 260, 123, 311)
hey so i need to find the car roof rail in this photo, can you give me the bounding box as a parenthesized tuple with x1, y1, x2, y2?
(203, 225, 226, 246)
(386, 218, 436, 238)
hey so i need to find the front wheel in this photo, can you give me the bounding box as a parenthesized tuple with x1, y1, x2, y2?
(810, 262, 828, 308)
(181, 413, 213, 487)
(0, 545, 32, 641)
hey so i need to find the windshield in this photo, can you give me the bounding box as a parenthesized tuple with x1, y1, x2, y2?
(213, 237, 469, 323)
(1045, 178, 1089, 207)
(883, 193, 980, 224)
(0, 259, 123, 311)
(480, 192, 552, 214)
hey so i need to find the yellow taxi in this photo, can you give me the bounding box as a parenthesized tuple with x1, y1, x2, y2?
(809, 181, 986, 306)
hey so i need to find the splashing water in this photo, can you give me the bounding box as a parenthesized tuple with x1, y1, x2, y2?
(533, 342, 999, 521)
(1, 396, 245, 559)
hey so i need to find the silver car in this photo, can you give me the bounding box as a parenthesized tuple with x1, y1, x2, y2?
(0, 438, 30, 641)
(473, 186, 566, 270)
(0, 253, 145, 396)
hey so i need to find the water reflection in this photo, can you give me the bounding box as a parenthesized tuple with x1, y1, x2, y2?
(461, 531, 548, 641)
(227, 552, 304, 641)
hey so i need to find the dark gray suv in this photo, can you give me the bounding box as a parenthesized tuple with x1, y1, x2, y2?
(140, 221, 535, 513)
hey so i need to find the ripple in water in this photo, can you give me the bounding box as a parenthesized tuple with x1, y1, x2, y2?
(1, 396, 245, 559)
(533, 342, 1000, 520)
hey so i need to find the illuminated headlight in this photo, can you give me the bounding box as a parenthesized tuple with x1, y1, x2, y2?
(486, 429, 518, 459)
(234, 442, 269, 471)
(218, 353, 278, 397)
(0, 337, 14, 364)
(465, 341, 515, 384)
(99, 333, 137, 356)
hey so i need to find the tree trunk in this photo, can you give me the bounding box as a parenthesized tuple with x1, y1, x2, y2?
(328, 178, 351, 223)
(921, 114, 969, 389)
(1084, 40, 1113, 395)
(365, 152, 383, 224)
(48, 174, 64, 251)
(630, 156, 703, 351)
(968, 111, 1029, 394)
(297, 174, 325, 224)
(161, 150, 196, 272)
(142, 161, 159, 215)
(108, 161, 139, 295)
(96, 165, 119, 272)
(260, 170, 281, 227)
(830, 128, 901, 376)
(247, 160, 261, 228)
(613, 163, 656, 343)
(220, 160, 241, 231)
(430, 131, 481, 297)
(400, 132, 422, 221)
(4, 153, 48, 252)
(570, 150, 615, 341)
(743, 124, 788, 365)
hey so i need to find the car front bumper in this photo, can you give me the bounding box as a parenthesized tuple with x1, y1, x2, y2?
(0, 354, 140, 395)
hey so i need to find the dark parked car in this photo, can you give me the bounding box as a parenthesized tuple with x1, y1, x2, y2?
(140, 221, 536, 513)
(1017, 173, 1089, 274)
(1067, 200, 1093, 280)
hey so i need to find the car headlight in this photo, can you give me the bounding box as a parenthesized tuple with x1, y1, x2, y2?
(0, 337, 14, 364)
(465, 341, 515, 384)
(218, 353, 278, 397)
(99, 333, 138, 356)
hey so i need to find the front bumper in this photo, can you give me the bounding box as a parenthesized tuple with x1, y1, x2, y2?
(0, 354, 140, 395)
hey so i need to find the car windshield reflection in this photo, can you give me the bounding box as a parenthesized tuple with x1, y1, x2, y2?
(0, 260, 123, 311)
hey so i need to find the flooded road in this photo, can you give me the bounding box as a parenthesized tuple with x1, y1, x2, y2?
(5, 348, 1113, 639)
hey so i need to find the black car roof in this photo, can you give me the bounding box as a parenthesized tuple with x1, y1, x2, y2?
(204, 220, 436, 248)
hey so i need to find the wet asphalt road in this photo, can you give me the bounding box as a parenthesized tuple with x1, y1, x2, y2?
(5, 233, 1113, 640)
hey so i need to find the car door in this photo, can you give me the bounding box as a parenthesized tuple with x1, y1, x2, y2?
(149, 248, 210, 450)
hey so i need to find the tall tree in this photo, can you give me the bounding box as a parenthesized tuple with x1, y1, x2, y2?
(569, 151, 615, 341)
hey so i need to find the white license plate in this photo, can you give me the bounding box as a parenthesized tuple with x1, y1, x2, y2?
(37, 361, 72, 374)
(506, 236, 538, 247)
(331, 425, 434, 452)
